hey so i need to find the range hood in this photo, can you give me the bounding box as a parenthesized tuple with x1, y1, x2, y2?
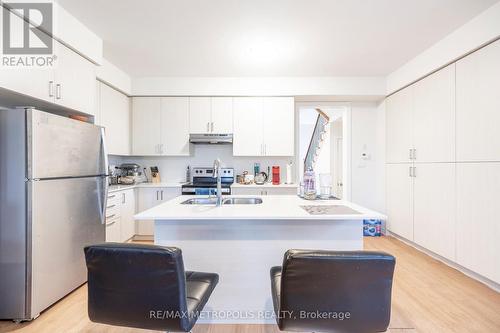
(189, 133, 233, 144)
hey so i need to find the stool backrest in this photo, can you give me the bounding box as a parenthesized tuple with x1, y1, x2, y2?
(278, 250, 395, 333)
(84, 243, 190, 331)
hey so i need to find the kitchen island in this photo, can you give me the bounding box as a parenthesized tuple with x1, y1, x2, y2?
(135, 195, 385, 324)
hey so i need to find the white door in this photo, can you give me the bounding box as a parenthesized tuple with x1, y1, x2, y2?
(413, 163, 456, 260)
(54, 42, 96, 115)
(413, 64, 455, 163)
(189, 97, 211, 134)
(132, 97, 161, 155)
(0, 7, 54, 103)
(233, 97, 264, 156)
(456, 39, 500, 162)
(120, 189, 136, 242)
(99, 82, 130, 155)
(161, 97, 190, 156)
(386, 163, 414, 240)
(456, 163, 500, 284)
(262, 97, 295, 156)
(211, 97, 233, 133)
(386, 88, 413, 163)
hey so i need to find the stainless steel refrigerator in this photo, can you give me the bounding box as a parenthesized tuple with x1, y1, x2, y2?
(0, 108, 107, 321)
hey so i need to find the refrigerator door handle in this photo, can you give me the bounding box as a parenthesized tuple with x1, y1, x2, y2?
(99, 127, 109, 224)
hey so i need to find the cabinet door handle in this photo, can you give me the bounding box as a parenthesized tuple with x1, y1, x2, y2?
(156, 191, 159, 200)
(48, 81, 54, 97)
(413, 149, 417, 160)
(207, 122, 210, 132)
(106, 204, 116, 209)
(160, 144, 164, 154)
(413, 167, 416, 178)
(409, 166, 412, 177)
(211, 122, 214, 132)
(55, 84, 61, 99)
(409, 149, 412, 160)
(161, 190, 164, 201)
(106, 214, 116, 220)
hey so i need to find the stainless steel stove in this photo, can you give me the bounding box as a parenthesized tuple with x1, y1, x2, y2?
(181, 167, 234, 195)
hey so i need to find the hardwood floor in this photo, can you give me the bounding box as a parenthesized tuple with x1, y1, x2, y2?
(1, 236, 499, 333)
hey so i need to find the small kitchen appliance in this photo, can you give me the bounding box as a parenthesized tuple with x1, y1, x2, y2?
(117, 163, 146, 184)
(181, 167, 234, 195)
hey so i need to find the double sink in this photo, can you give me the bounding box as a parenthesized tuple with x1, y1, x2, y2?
(181, 197, 263, 205)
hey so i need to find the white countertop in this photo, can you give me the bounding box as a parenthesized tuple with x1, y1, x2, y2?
(231, 183, 298, 188)
(109, 182, 297, 193)
(108, 182, 184, 193)
(134, 195, 386, 221)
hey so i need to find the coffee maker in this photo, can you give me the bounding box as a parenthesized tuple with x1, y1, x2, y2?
(117, 163, 146, 184)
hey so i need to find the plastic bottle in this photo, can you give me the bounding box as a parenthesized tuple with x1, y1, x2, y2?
(303, 168, 316, 200)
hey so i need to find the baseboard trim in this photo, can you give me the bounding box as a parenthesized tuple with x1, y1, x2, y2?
(387, 231, 500, 293)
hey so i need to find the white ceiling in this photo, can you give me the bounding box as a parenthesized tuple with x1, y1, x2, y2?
(58, 0, 499, 78)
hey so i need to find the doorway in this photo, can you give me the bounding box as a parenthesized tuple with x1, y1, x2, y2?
(297, 103, 350, 199)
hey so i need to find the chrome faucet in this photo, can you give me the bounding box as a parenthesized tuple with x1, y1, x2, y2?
(213, 158, 223, 206)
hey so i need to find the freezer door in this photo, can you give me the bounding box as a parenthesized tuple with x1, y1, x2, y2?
(28, 109, 107, 179)
(28, 176, 106, 318)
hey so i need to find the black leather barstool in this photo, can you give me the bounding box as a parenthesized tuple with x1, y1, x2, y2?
(270, 250, 395, 333)
(84, 243, 218, 332)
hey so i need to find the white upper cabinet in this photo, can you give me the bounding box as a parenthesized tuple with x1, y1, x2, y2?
(413, 64, 455, 163)
(456, 39, 500, 162)
(0, 26, 96, 115)
(132, 97, 190, 156)
(132, 97, 162, 155)
(189, 97, 212, 133)
(386, 163, 414, 241)
(161, 97, 190, 156)
(0, 7, 54, 103)
(413, 163, 456, 261)
(233, 97, 264, 156)
(54, 42, 96, 115)
(263, 97, 295, 156)
(386, 88, 413, 163)
(189, 97, 233, 134)
(211, 97, 233, 133)
(98, 82, 130, 155)
(456, 163, 500, 284)
(233, 97, 294, 156)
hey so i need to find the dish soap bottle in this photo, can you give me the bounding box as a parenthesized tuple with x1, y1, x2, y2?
(303, 167, 316, 200)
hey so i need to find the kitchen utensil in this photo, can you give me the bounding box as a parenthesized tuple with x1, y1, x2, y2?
(151, 166, 161, 183)
(244, 173, 254, 184)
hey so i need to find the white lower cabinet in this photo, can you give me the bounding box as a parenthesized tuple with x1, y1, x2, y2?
(137, 187, 181, 236)
(456, 163, 500, 284)
(386, 163, 414, 241)
(413, 163, 456, 261)
(105, 189, 136, 242)
(120, 189, 136, 241)
(231, 186, 297, 196)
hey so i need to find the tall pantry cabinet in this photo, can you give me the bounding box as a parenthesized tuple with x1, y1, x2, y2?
(385, 39, 500, 284)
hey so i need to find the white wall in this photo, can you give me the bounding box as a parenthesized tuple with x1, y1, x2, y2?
(110, 145, 292, 183)
(96, 59, 132, 95)
(350, 102, 385, 212)
(132, 76, 386, 97)
(387, 1, 500, 94)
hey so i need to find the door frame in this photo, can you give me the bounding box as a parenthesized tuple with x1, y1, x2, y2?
(295, 102, 352, 201)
